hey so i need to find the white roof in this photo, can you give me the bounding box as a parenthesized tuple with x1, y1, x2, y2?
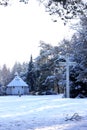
(7, 75, 28, 87)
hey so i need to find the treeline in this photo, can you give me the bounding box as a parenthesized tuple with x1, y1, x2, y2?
(0, 62, 28, 86)
(25, 13, 87, 98)
(1, 14, 87, 98)
(0, 14, 87, 97)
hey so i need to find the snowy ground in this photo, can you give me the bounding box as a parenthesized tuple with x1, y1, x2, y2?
(0, 95, 87, 130)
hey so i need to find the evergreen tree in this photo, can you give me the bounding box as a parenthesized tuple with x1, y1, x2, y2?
(26, 55, 36, 92)
(35, 42, 55, 92)
(11, 62, 23, 76)
(68, 15, 87, 98)
(1, 64, 11, 86)
(35, 41, 64, 94)
(11, 62, 28, 81)
(39, 0, 87, 25)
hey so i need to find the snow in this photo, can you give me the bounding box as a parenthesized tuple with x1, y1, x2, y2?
(0, 95, 87, 130)
(7, 75, 28, 87)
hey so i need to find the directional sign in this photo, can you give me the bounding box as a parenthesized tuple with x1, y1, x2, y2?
(58, 55, 76, 98)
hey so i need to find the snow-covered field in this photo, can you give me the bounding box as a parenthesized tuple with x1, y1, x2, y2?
(0, 95, 87, 130)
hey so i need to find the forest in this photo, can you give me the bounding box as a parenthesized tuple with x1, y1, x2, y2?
(0, 0, 87, 98)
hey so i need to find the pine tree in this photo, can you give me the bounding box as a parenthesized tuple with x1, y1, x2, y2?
(39, 0, 87, 25)
(26, 55, 36, 92)
(69, 15, 87, 98)
(1, 64, 11, 86)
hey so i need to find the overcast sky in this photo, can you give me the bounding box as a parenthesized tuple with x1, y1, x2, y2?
(0, 0, 74, 68)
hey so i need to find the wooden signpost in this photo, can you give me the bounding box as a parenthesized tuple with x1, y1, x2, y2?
(55, 54, 76, 98)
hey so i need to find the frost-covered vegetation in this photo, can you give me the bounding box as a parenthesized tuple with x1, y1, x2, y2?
(0, 0, 87, 98)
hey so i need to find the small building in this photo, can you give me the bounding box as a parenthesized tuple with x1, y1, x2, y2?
(6, 73, 29, 95)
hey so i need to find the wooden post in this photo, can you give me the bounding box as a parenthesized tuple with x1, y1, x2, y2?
(58, 54, 76, 98)
(66, 55, 70, 98)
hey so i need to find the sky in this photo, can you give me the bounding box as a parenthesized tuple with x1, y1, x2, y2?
(0, 0, 74, 68)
